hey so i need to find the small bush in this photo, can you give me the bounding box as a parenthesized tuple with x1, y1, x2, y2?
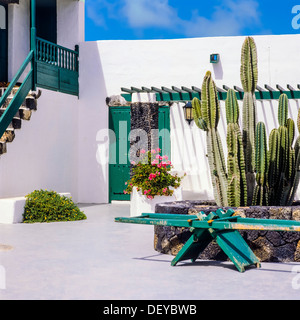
(23, 190, 87, 223)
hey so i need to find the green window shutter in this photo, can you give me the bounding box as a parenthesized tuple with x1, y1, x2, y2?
(158, 106, 171, 159)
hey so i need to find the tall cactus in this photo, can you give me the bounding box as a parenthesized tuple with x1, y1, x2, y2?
(241, 36, 258, 205)
(192, 71, 228, 206)
(226, 89, 247, 207)
(192, 37, 300, 207)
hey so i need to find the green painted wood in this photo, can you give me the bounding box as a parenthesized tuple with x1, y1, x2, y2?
(0, 70, 33, 138)
(214, 230, 261, 272)
(115, 208, 300, 272)
(171, 212, 216, 266)
(121, 88, 300, 102)
(109, 105, 171, 202)
(0, 51, 34, 107)
(171, 228, 212, 266)
(109, 106, 131, 202)
(158, 106, 171, 159)
(35, 37, 79, 96)
(0, 3, 8, 82)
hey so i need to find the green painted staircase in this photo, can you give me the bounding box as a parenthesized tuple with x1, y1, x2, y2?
(0, 86, 41, 155)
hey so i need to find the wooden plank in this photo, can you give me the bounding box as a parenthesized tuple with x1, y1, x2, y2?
(209, 219, 300, 232)
(171, 212, 216, 266)
(171, 228, 212, 266)
(36, 61, 59, 90)
(214, 230, 261, 272)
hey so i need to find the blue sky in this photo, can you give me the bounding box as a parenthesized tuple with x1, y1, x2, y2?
(85, 0, 300, 41)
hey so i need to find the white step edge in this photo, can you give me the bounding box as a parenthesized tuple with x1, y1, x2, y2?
(0, 192, 71, 224)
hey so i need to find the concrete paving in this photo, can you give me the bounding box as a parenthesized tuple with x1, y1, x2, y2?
(0, 203, 300, 300)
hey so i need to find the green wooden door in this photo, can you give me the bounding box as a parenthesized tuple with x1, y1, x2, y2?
(109, 106, 171, 202)
(109, 107, 131, 202)
(0, 4, 8, 82)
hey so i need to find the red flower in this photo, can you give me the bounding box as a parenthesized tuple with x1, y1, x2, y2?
(149, 173, 157, 180)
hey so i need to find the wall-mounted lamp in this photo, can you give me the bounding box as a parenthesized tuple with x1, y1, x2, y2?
(183, 102, 193, 125)
(210, 53, 220, 64)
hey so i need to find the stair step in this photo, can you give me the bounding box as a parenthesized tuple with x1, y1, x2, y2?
(0, 88, 41, 157)
(18, 107, 32, 121)
(0, 107, 33, 121)
(0, 141, 7, 154)
(0, 129, 15, 143)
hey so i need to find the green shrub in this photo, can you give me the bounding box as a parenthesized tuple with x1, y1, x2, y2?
(23, 190, 87, 223)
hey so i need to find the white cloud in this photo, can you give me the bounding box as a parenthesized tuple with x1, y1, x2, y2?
(86, 0, 121, 28)
(121, 0, 178, 29)
(121, 0, 261, 37)
(87, 0, 262, 37)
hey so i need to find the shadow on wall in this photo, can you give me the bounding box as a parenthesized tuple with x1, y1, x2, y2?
(170, 102, 214, 200)
(212, 58, 224, 80)
(78, 41, 109, 203)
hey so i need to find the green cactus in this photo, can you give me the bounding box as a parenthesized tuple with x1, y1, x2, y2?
(226, 89, 247, 207)
(241, 36, 258, 205)
(192, 37, 300, 207)
(192, 71, 228, 206)
(192, 96, 207, 131)
(268, 129, 280, 204)
(252, 122, 269, 206)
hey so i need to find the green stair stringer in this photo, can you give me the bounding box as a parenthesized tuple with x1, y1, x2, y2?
(0, 50, 34, 139)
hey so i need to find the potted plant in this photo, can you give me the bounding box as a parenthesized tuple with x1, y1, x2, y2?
(124, 148, 185, 216)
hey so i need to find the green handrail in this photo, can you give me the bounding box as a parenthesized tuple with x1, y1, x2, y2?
(0, 50, 34, 139)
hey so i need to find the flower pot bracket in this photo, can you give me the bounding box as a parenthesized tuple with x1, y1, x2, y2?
(115, 208, 300, 272)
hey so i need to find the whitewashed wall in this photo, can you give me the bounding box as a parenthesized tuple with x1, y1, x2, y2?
(78, 34, 300, 203)
(0, 90, 79, 200)
(0, 0, 84, 202)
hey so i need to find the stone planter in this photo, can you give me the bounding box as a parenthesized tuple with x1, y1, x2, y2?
(154, 200, 300, 262)
(130, 187, 182, 217)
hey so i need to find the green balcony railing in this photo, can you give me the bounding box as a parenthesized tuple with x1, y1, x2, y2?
(36, 37, 79, 72)
(35, 37, 79, 96)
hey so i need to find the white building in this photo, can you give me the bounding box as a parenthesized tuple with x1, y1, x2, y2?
(0, 0, 300, 211)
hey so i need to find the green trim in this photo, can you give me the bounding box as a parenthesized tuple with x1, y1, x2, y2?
(0, 51, 34, 138)
(121, 85, 300, 102)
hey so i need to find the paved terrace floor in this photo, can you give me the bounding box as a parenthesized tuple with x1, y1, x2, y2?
(0, 203, 300, 300)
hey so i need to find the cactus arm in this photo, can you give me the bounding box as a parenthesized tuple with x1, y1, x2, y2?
(225, 89, 247, 207)
(192, 97, 208, 131)
(240, 36, 258, 94)
(226, 89, 239, 125)
(268, 129, 280, 203)
(252, 122, 269, 206)
(278, 94, 288, 127)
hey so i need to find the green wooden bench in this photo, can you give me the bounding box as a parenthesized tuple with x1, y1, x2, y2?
(115, 208, 300, 272)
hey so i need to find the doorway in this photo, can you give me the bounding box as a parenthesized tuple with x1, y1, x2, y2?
(36, 0, 57, 44)
(0, 3, 8, 83)
(109, 106, 171, 202)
